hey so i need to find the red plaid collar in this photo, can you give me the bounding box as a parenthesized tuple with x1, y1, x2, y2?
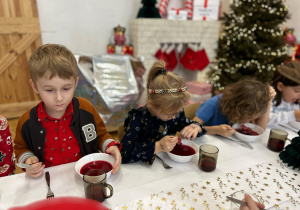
(37, 101, 74, 121)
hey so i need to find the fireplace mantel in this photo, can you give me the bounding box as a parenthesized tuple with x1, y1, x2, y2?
(129, 19, 221, 82)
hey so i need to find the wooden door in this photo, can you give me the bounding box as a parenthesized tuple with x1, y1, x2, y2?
(0, 0, 41, 119)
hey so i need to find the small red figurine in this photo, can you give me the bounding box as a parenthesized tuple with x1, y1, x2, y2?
(107, 25, 133, 55)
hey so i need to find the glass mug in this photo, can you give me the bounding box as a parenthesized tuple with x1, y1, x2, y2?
(198, 144, 219, 172)
(83, 169, 113, 202)
(267, 128, 288, 152)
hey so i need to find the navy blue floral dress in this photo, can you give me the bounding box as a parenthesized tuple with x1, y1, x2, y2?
(120, 105, 203, 165)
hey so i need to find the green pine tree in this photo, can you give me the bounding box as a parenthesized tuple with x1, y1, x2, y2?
(279, 131, 300, 170)
(209, 0, 290, 91)
(137, 0, 161, 18)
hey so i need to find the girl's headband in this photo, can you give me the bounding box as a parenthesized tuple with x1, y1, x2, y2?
(149, 87, 187, 94)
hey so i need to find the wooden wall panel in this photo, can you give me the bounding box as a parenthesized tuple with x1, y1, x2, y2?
(0, 0, 41, 119)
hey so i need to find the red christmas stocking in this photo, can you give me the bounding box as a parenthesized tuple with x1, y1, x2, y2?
(196, 47, 210, 71)
(165, 44, 177, 71)
(180, 44, 198, 71)
(154, 44, 168, 61)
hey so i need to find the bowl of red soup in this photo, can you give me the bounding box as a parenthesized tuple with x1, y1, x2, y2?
(75, 153, 115, 179)
(167, 139, 199, 163)
(232, 123, 265, 143)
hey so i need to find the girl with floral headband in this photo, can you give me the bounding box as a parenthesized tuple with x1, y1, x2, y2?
(120, 60, 206, 164)
(268, 60, 300, 127)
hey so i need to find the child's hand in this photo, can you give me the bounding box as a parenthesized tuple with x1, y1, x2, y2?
(25, 156, 45, 178)
(180, 124, 201, 140)
(216, 124, 235, 137)
(239, 193, 265, 210)
(269, 85, 276, 100)
(294, 110, 300, 121)
(105, 145, 121, 175)
(156, 136, 178, 153)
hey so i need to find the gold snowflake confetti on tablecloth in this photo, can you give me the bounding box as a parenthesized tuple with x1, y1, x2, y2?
(113, 160, 300, 210)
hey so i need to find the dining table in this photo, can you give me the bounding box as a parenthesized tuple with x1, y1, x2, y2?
(0, 124, 299, 210)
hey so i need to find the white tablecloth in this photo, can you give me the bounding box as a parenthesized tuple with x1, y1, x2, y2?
(0, 127, 299, 210)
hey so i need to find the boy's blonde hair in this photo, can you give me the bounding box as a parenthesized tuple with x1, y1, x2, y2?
(28, 44, 78, 83)
(219, 79, 271, 123)
(147, 60, 190, 113)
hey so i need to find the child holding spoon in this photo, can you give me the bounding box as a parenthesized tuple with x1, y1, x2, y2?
(120, 60, 206, 164)
(193, 79, 276, 137)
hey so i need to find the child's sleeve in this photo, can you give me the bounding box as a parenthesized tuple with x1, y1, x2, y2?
(195, 99, 215, 123)
(0, 117, 15, 176)
(120, 111, 156, 165)
(90, 105, 121, 153)
(13, 115, 36, 164)
(268, 111, 295, 127)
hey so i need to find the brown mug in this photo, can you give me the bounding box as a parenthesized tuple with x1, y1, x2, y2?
(83, 169, 113, 202)
(267, 128, 288, 152)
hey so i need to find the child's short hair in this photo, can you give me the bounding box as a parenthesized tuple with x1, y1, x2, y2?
(219, 79, 271, 123)
(29, 44, 78, 83)
(272, 60, 300, 106)
(147, 60, 190, 113)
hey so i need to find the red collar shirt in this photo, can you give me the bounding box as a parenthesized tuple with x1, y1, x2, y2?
(37, 102, 82, 167)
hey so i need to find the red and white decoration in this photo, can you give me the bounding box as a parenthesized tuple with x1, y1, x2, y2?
(159, 0, 194, 19)
(192, 0, 220, 21)
(167, 8, 188, 20)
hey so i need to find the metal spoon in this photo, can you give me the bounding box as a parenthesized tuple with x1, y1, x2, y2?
(155, 155, 172, 169)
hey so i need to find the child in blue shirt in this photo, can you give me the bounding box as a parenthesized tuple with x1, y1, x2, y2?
(193, 79, 275, 137)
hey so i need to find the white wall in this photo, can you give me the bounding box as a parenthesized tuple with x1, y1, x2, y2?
(37, 0, 300, 55)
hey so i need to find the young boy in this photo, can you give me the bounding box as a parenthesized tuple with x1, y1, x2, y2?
(13, 44, 121, 178)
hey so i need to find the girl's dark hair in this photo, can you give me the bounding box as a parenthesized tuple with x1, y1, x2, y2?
(272, 62, 300, 106)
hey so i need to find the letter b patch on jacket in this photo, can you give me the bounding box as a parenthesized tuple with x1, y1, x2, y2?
(82, 124, 97, 143)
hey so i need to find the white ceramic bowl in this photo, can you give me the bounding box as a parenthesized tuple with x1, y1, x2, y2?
(290, 120, 300, 130)
(232, 123, 265, 143)
(167, 139, 199, 163)
(75, 153, 115, 179)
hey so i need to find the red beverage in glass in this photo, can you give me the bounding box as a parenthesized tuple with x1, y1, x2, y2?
(267, 138, 285, 152)
(200, 156, 216, 172)
(170, 144, 196, 156)
(80, 160, 112, 175)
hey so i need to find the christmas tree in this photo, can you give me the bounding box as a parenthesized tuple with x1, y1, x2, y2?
(279, 131, 300, 171)
(137, 0, 161, 18)
(209, 0, 290, 91)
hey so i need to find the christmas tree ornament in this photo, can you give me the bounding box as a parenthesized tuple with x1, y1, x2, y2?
(284, 28, 296, 46)
(279, 131, 300, 171)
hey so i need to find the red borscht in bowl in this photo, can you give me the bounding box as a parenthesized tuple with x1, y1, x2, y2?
(75, 153, 115, 179)
(167, 139, 199, 163)
(232, 123, 265, 143)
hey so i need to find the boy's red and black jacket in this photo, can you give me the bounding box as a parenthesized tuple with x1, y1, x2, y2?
(14, 97, 120, 163)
